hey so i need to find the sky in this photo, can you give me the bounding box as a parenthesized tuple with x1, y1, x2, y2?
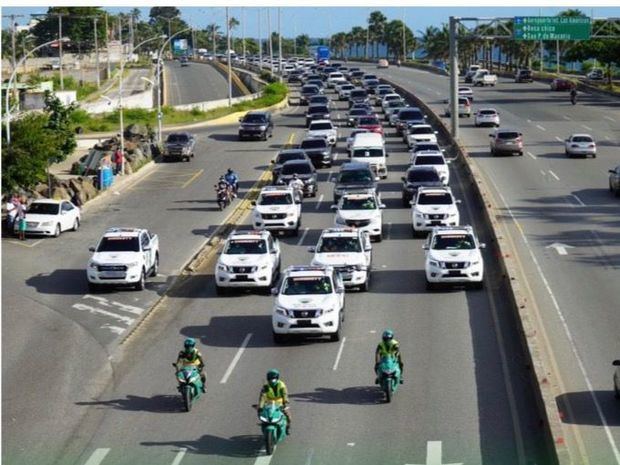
(2, 6, 620, 39)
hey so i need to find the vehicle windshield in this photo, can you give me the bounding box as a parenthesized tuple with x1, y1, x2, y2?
(277, 152, 306, 164)
(301, 139, 327, 149)
(497, 132, 520, 140)
(341, 196, 377, 210)
(366, 80, 379, 86)
(479, 110, 497, 115)
(282, 276, 333, 295)
(400, 110, 423, 120)
(350, 90, 367, 98)
(309, 106, 329, 114)
(166, 134, 189, 143)
(224, 239, 267, 254)
(352, 148, 383, 158)
(259, 193, 293, 205)
(407, 170, 440, 182)
(413, 144, 441, 152)
(387, 100, 403, 107)
(338, 170, 373, 183)
(414, 156, 445, 166)
(97, 236, 140, 252)
(309, 97, 328, 104)
(310, 122, 333, 131)
(302, 86, 319, 93)
(27, 203, 60, 215)
(410, 127, 434, 135)
(572, 136, 593, 143)
(317, 236, 362, 253)
(282, 163, 313, 175)
(341, 85, 355, 90)
(364, 75, 378, 80)
(243, 114, 267, 123)
(417, 192, 453, 205)
(358, 117, 379, 125)
(350, 109, 368, 116)
(432, 234, 475, 250)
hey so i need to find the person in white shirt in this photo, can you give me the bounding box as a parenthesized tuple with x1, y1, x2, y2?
(5, 195, 18, 236)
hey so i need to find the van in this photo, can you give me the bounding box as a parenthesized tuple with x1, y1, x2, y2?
(350, 132, 388, 179)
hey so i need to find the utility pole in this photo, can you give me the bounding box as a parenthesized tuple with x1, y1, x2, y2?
(449, 16, 459, 140)
(59, 14, 65, 90)
(268, 8, 273, 66)
(556, 39, 560, 73)
(168, 18, 172, 53)
(293, 15, 297, 56)
(365, 20, 370, 59)
(278, 7, 282, 82)
(105, 13, 111, 79)
(402, 9, 406, 62)
(242, 7, 246, 62)
(2, 14, 24, 72)
(226, 7, 232, 107)
(258, 9, 262, 65)
(94, 17, 100, 88)
(192, 27, 197, 57)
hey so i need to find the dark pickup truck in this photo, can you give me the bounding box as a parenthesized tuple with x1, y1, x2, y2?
(164, 132, 196, 162)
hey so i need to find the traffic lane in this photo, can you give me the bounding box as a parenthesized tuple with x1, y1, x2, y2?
(0, 104, 305, 465)
(165, 61, 241, 106)
(69, 96, 547, 465)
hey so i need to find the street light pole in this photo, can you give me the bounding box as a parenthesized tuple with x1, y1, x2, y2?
(226, 7, 232, 107)
(94, 17, 101, 88)
(449, 16, 459, 140)
(58, 14, 64, 90)
(258, 9, 262, 66)
(278, 7, 282, 82)
(5, 38, 69, 145)
(118, 34, 166, 174)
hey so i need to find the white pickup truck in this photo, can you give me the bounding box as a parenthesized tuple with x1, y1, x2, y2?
(87, 227, 160, 292)
(472, 69, 497, 87)
(307, 120, 338, 146)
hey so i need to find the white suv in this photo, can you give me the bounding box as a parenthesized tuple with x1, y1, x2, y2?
(272, 266, 345, 343)
(215, 230, 281, 295)
(252, 186, 302, 236)
(411, 186, 460, 236)
(423, 226, 485, 290)
(410, 151, 451, 185)
(309, 228, 373, 291)
(406, 124, 439, 148)
(332, 190, 385, 242)
(307, 119, 338, 146)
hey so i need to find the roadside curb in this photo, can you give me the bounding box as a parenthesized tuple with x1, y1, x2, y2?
(210, 60, 252, 96)
(382, 77, 568, 464)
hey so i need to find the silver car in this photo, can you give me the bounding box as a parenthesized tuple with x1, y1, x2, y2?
(474, 108, 500, 127)
(609, 165, 620, 197)
(613, 359, 620, 399)
(565, 134, 596, 158)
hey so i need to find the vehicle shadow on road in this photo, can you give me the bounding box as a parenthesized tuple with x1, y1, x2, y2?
(26, 269, 88, 295)
(181, 315, 276, 348)
(208, 134, 240, 142)
(290, 386, 384, 405)
(556, 391, 620, 426)
(366, 269, 427, 294)
(141, 434, 263, 458)
(75, 394, 180, 413)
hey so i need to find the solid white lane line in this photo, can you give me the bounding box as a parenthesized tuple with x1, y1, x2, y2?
(83, 449, 110, 465)
(536, 124, 546, 131)
(220, 333, 253, 384)
(170, 448, 187, 465)
(296, 227, 310, 246)
(253, 454, 274, 465)
(548, 170, 560, 181)
(527, 152, 537, 160)
(555, 136, 564, 142)
(315, 194, 324, 210)
(582, 124, 593, 131)
(563, 115, 571, 121)
(604, 116, 615, 122)
(487, 176, 620, 464)
(332, 337, 347, 371)
(571, 194, 586, 206)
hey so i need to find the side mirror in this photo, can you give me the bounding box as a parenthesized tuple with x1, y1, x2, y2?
(143, 245, 151, 251)
(375, 176, 381, 181)
(271, 160, 275, 164)
(330, 205, 338, 210)
(401, 176, 406, 182)
(336, 287, 345, 294)
(270, 287, 279, 296)
(379, 204, 386, 209)
(251, 201, 256, 206)
(364, 245, 372, 252)
(238, 117, 243, 122)
(409, 200, 415, 205)
(488, 134, 494, 137)
(446, 160, 452, 164)
(479, 243, 486, 249)
(455, 199, 462, 204)
(88, 246, 95, 252)
(422, 244, 429, 250)
(307, 246, 316, 253)
(609, 170, 615, 174)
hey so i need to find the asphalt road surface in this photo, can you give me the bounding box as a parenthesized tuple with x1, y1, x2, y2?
(164, 60, 243, 106)
(2, 81, 557, 465)
(358, 62, 620, 465)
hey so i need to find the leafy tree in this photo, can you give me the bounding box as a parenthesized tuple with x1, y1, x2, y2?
(44, 91, 77, 160)
(149, 7, 180, 22)
(295, 34, 310, 56)
(368, 10, 387, 58)
(383, 20, 416, 60)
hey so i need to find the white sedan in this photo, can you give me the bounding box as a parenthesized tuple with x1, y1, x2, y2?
(458, 87, 474, 101)
(565, 134, 596, 158)
(474, 108, 500, 127)
(16, 199, 81, 237)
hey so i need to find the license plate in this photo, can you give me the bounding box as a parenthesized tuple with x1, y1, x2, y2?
(297, 319, 312, 327)
(236, 274, 248, 280)
(430, 221, 441, 226)
(448, 270, 461, 276)
(103, 271, 125, 278)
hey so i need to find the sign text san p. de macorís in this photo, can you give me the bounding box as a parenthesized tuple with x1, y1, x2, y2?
(514, 16, 591, 41)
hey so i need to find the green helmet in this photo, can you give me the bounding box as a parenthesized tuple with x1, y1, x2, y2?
(184, 338, 196, 351)
(266, 369, 280, 386)
(382, 329, 394, 343)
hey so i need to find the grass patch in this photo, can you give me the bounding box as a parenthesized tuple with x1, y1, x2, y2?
(71, 82, 288, 133)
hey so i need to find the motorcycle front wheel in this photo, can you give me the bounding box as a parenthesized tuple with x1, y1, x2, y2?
(265, 430, 275, 455)
(182, 385, 192, 412)
(385, 380, 393, 403)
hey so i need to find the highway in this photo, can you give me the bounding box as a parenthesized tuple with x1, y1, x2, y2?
(164, 60, 243, 106)
(356, 63, 620, 464)
(2, 81, 558, 465)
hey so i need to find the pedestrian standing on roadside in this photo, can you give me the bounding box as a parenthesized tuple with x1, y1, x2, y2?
(71, 191, 83, 209)
(17, 199, 27, 241)
(113, 148, 123, 175)
(5, 194, 18, 236)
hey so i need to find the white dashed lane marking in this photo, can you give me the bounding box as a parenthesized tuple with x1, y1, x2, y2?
(548, 170, 560, 181)
(527, 152, 537, 160)
(536, 124, 546, 131)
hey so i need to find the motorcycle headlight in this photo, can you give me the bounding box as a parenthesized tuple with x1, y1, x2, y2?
(259, 416, 268, 422)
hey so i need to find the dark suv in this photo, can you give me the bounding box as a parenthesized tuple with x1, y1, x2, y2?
(300, 137, 332, 168)
(333, 162, 379, 203)
(401, 166, 443, 206)
(271, 149, 311, 184)
(300, 85, 320, 105)
(278, 160, 318, 197)
(238, 111, 273, 141)
(395, 108, 426, 135)
(348, 89, 369, 108)
(306, 104, 331, 127)
(515, 69, 533, 83)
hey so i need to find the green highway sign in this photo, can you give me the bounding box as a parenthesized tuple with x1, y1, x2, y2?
(514, 16, 591, 41)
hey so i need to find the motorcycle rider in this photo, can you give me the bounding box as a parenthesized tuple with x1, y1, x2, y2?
(570, 88, 577, 105)
(216, 176, 233, 204)
(224, 168, 239, 197)
(258, 369, 291, 435)
(288, 173, 305, 199)
(374, 329, 404, 384)
(175, 338, 206, 392)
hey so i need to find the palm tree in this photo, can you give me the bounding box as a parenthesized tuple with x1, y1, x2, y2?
(228, 17, 240, 54)
(206, 23, 220, 55)
(368, 10, 387, 58)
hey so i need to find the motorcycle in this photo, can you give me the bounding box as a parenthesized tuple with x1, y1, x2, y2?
(225, 175, 239, 196)
(215, 184, 232, 211)
(570, 93, 577, 105)
(172, 363, 204, 412)
(258, 402, 288, 455)
(376, 355, 401, 403)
